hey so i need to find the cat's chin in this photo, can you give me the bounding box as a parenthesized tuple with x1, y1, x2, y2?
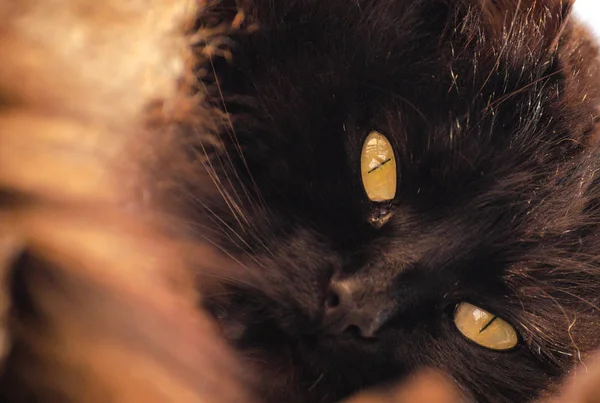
(203, 274, 408, 402)
(290, 334, 408, 403)
(227, 329, 404, 403)
(202, 286, 416, 403)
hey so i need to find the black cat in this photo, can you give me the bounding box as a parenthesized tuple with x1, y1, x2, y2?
(191, 1, 600, 402)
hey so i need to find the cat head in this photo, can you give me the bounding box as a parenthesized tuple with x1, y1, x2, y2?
(185, 0, 600, 401)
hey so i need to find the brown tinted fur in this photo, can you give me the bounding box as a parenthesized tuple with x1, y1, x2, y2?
(0, 0, 597, 402)
(0, 0, 254, 401)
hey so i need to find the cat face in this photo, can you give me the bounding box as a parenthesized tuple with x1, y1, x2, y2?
(193, 1, 600, 402)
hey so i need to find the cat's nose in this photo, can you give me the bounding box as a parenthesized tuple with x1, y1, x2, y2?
(322, 278, 394, 339)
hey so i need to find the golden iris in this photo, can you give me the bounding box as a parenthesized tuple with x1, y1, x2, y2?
(360, 131, 397, 202)
(454, 302, 518, 351)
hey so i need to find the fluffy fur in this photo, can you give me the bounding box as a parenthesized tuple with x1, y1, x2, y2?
(1, 1, 600, 403)
(0, 1, 254, 401)
(190, 1, 600, 402)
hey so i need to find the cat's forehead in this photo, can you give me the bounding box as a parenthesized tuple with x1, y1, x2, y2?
(245, 0, 570, 136)
(227, 0, 596, 211)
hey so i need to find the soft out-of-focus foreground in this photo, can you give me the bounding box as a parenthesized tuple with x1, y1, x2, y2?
(0, 0, 598, 402)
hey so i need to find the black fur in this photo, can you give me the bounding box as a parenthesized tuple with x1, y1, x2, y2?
(185, 1, 600, 402)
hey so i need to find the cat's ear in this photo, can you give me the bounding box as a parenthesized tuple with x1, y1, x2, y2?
(474, 0, 573, 55)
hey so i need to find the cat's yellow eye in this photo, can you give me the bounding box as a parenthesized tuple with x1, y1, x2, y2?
(454, 302, 518, 351)
(361, 131, 397, 202)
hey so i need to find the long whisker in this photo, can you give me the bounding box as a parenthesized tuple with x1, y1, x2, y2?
(195, 130, 251, 229)
(182, 187, 255, 253)
(197, 95, 256, 218)
(207, 54, 269, 212)
(183, 219, 245, 251)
